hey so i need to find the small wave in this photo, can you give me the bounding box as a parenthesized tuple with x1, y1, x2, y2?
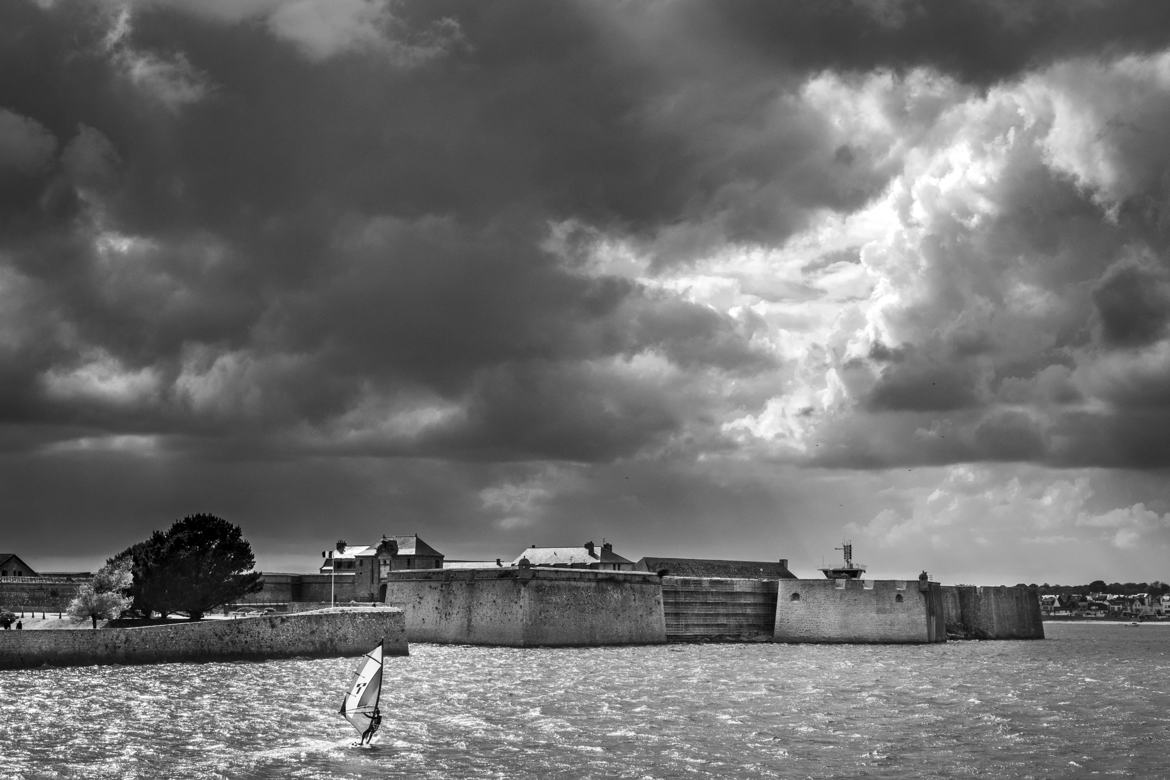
(250, 736, 350, 761)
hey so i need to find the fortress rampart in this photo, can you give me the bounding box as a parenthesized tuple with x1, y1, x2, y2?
(774, 579, 946, 643)
(380, 569, 1040, 646)
(942, 585, 1045, 639)
(382, 567, 666, 646)
(0, 606, 407, 670)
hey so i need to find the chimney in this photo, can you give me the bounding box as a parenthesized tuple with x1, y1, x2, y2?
(584, 540, 596, 556)
(602, 541, 612, 553)
(778, 558, 788, 570)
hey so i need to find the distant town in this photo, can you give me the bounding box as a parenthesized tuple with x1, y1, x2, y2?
(1036, 584, 1170, 621)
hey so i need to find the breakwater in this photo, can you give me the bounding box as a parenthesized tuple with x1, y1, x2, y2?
(0, 606, 407, 670)
(382, 567, 666, 646)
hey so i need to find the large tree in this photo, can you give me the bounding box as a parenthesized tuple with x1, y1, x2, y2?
(163, 514, 262, 620)
(115, 514, 262, 621)
(113, 530, 172, 619)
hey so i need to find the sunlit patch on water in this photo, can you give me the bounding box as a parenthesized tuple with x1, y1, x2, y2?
(2, 624, 1170, 778)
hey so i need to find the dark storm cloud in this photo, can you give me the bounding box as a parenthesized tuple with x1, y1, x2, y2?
(690, 0, 1170, 86)
(425, 361, 681, 462)
(1092, 257, 1170, 349)
(5, 1, 1170, 581)
(0, 0, 798, 463)
(865, 354, 981, 412)
(971, 409, 1047, 461)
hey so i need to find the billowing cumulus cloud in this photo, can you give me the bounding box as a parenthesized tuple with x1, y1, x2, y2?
(2, 0, 1169, 583)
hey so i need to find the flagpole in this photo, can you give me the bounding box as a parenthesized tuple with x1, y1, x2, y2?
(323, 548, 335, 608)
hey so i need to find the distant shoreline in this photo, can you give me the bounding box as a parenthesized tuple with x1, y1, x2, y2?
(1043, 616, 1170, 625)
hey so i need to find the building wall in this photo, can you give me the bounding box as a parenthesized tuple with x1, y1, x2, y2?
(382, 567, 666, 646)
(0, 558, 35, 577)
(774, 579, 946, 644)
(0, 577, 86, 612)
(293, 573, 360, 603)
(661, 577, 778, 641)
(941, 585, 1045, 639)
(2, 572, 372, 614)
(232, 573, 360, 605)
(0, 607, 407, 670)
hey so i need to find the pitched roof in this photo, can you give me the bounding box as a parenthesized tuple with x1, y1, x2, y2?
(321, 535, 444, 570)
(599, 548, 633, 565)
(444, 560, 508, 569)
(328, 545, 373, 561)
(513, 547, 599, 567)
(635, 556, 796, 579)
(326, 535, 444, 560)
(0, 553, 37, 575)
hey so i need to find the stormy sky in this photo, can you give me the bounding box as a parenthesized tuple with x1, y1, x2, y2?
(4, 0, 1170, 585)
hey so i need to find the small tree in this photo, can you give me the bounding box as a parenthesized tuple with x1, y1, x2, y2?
(67, 558, 133, 629)
(93, 555, 134, 593)
(67, 584, 132, 629)
(0, 611, 15, 629)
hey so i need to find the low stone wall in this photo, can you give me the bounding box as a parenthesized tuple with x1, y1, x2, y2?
(661, 577, 777, 641)
(383, 567, 666, 646)
(0, 607, 407, 670)
(774, 579, 946, 644)
(942, 585, 1045, 639)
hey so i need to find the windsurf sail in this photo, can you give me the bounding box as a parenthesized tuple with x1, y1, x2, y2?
(339, 641, 384, 742)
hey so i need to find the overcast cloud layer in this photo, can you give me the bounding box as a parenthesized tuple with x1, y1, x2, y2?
(3, 0, 1170, 585)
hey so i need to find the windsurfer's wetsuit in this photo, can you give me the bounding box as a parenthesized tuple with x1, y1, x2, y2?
(361, 708, 382, 744)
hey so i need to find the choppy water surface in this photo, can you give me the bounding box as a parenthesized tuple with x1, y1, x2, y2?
(2, 622, 1169, 778)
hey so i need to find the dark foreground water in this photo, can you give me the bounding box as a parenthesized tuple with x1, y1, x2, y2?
(2, 623, 1168, 779)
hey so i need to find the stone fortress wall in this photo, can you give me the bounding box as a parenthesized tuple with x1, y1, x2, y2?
(0, 607, 407, 670)
(381, 569, 1041, 646)
(382, 567, 666, 646)
(3, 571, 1042, 654)
(774, 579, 947, 643)
(941, 585, 1045, 639)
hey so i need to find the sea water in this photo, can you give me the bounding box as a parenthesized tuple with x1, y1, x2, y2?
(2, 622, 1168, 779)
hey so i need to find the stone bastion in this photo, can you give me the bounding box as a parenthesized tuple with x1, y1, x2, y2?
(0, 606, 407, 670)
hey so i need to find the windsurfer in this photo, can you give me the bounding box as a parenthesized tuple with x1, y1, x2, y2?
(361, 708, 382, 744)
